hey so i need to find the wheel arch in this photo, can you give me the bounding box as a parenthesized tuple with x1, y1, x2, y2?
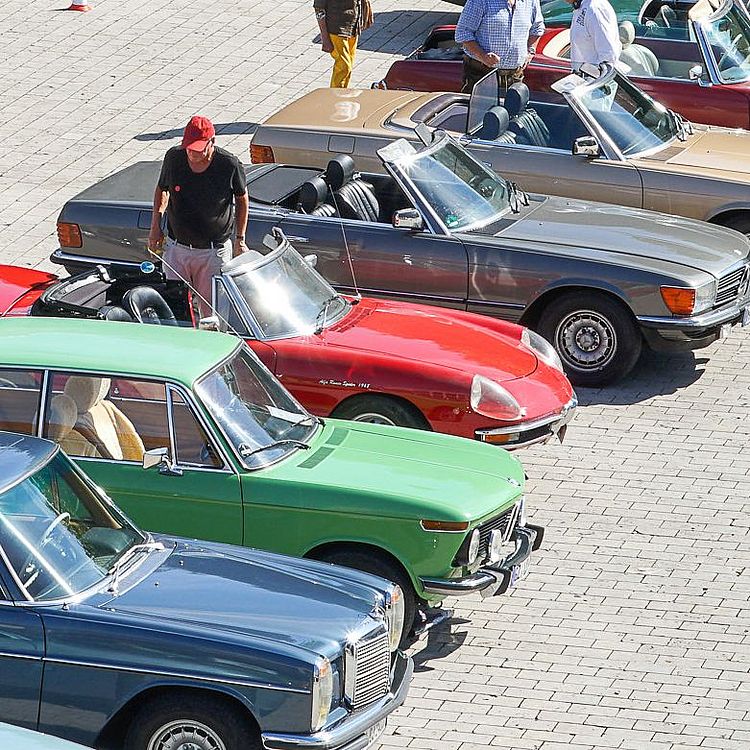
(329, 391, 432, 430)
(95, 683, 262, 750)
(707, 207, 750, 230)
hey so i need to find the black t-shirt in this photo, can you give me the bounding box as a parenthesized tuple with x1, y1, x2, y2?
(157, 145, 247, 246)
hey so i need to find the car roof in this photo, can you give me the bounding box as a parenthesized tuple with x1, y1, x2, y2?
(0, 432, 57, 496)
(0, 318, 240, 385)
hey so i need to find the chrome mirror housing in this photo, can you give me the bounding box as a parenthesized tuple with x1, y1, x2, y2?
(689, 64, 711, 87)
(393, 208, 424, 231)
(572, 136, 601, 159)
(303, 253, 318, 269)
(142, 447, 183, 476)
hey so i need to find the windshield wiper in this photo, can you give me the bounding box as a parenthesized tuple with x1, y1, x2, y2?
(314, 294, 340, 334)
(670, 110, 692, 142)
(507, 182, 528, 214)
(240, 439, 311, 458)
(107, 540, 164, 595)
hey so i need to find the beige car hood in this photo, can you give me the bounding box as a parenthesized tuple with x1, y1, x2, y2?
(655, 130, 750, 181)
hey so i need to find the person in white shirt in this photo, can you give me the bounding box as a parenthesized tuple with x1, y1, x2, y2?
(564, 0, 622, 73)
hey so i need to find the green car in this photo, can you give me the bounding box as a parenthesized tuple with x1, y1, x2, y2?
(0, 318, 542, 635)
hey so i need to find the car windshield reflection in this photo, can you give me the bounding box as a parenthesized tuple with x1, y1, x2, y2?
(223, 242, 349, 339)
(383, 135, 511, 232)
(0, 451, 143, 601)
(701, 0, 750, 82)
(195, 346, 318, 468)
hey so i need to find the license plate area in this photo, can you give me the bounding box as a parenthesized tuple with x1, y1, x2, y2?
(742, 306, 750, 327)
(365, 719, 387, 747)
(509, 557, 532, 588)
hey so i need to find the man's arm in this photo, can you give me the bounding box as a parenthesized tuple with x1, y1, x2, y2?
(527, 0, 545, 57)
(233, 192, 249, 257)
(314, 0, 333, 53)
(588, 3, 621, 64)
(149, 185, 169, 253)
(456, 0, 501, 65)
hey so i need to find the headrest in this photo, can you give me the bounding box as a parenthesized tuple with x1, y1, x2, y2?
(47, 394, 78, 442)
(619, 20, 636, 46)
(325, 155, 355, 192)
(481, 106, 510, 140)
(64, 376, 111, 413)
(504, 83, 530, 119)
(122, 287, 177, 325)
(300, 177, 329, 213)
(99, 304, 134, 322)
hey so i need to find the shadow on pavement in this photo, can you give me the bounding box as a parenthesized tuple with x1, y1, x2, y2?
(410, 613, 469, 672)
(134, 122, 259, 142)
(575, 349, 706, 406)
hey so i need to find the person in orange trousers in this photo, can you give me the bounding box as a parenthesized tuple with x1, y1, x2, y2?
(314, 0, 373, 87)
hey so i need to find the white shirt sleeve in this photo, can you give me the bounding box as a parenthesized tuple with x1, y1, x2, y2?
(585, 0, 622, 64)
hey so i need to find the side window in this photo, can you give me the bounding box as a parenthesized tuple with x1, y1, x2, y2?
(0, 369, 43, 436)
(170, 389, 223, 469)
(43, 373, 169, 463)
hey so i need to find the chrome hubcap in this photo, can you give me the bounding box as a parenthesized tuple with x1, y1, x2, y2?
(352, 412, 396, 426)
(556, 310, 616, 371)
(147, 720, 226, 750)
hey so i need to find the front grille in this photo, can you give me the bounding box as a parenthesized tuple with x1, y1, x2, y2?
(351, 631, 390, 711)
(478, 505, 518, 560)
(716, 265, 749, 306)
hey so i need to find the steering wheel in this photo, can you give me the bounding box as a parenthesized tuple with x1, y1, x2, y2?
(39, 512, 71, 546)
(0, 378, 19, 389)
(718, 36, 745, 72)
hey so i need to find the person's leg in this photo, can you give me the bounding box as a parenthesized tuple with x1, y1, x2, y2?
(329, 33, 355, 88)
(161, 239, 191, 284)
(461, 55, 492, 94)
(190, 245, 227, 320)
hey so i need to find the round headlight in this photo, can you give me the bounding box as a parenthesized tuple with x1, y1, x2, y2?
(467, 528, 480, 565)
(521, 329, 564, 373)
(386, 585, 406, 651)
(311, 657, 333, 732)
(470, 375, 523, 421)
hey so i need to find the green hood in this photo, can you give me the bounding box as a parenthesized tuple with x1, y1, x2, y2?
(250, 420, 524, 523)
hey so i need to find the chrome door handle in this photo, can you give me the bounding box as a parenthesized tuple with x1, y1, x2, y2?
(285, 235, 309, 243)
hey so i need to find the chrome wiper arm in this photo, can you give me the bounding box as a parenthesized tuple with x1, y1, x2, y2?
(241, 439, 311, 458)
(107, 540, 164, 595)
(314, 294, 340, 334)
(507, 181, 521, 214)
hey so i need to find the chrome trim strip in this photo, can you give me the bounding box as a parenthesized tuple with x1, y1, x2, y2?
(334, 286, 463, 305)
(51, 250, 143, 269)
(41, 657, 309, 693)
(37, 370, 50, 439)
(637, 303, 746, 329)
(476, 396, 577, 439)
(0, 651, 42, 661)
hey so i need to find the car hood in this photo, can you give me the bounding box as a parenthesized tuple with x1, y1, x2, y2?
(489, 195, 749, 277)
(102, 539, 385, 652)
(654, 129, 750, 179)
(323, 298, 538, 380)
(255, 420, 524, 522)
(0, 265, 57, 316)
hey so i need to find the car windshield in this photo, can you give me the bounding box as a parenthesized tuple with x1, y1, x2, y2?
(701, 1, 750, 82)
(224, 242, 348, 338)
(0, 452, 143, 601)
(572, 71, 678, 157)
(195, 346, 318, 468)
(385, 136, 511, 231)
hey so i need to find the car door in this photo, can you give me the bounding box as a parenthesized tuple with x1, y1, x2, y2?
(41, 371, 244, 545)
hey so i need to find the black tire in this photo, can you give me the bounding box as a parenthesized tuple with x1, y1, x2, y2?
(124, 693, 259, 750)
(314, 549, 417, 647)
(331, 395, 428, 429)
(537, 292, 642, 387)
(721, 215, 750, 236)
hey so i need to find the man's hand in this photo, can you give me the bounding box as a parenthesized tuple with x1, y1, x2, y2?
(148, 227, 164, 256)
(483, 52, 501, 67)
(232, 237, 248, 258)
(321, 34, 334, 53)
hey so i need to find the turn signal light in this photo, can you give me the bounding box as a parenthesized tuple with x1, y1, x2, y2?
(660, 286, 696, 315)
(250, 144, 274, 164)
(420, 520, 470, 532)
(57, 222, 82, 248)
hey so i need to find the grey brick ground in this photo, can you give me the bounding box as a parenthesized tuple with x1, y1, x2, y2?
(1, 1, 750, 748)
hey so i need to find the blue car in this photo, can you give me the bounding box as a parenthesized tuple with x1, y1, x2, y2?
(0, 432, 411, 750)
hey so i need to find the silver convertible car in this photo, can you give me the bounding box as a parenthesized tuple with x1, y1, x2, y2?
(52, 134, 750, 386)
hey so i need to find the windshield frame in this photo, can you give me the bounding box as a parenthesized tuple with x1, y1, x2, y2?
(694, 0, 750, 84)
(0, 444, 149, 606)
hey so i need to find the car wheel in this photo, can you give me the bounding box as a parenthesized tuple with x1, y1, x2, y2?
(722, 215, 750, 236)
(331, 395, 428, 429)
(124, 694, 259, 750)
(538, 292, 642, 387)
(314, 549, 417, 647)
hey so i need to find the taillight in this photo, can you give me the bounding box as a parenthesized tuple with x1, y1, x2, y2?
(57, 222, 82, 248)
(250, 144, 274, 164)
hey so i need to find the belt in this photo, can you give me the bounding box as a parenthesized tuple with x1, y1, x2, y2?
(463, 55, 521, 73)
(167, 236, 227, 250)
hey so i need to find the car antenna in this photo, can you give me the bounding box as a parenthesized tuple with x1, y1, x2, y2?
(327, 180, 361, 304)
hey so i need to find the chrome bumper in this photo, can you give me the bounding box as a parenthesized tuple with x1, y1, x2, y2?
(637, 299, 750, 331)
(261, 652, 412, 750)
(475, 396, 577, 450)
(419, 524, 544, 597)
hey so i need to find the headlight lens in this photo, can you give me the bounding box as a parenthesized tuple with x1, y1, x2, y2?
(521, 329, 564, 372)
(470, 375, 524, 421)
(467, 528, 480, 564)
(311, 657, 333, 731)
(386, 585, 406, 651)
(518, 496, 527, 527)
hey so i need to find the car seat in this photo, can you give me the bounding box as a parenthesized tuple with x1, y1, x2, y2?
(46, 393, 101, 458)
(99, 304, 135, 322)
(619, 21, 660, 76)
(63, 376, 145, 462)
(122, 287, 178, 325)
(476, 105, 517, 143)
(504, 83, 551, 148)
(325, 155, 380, 223)
(299, 177, 336, 217)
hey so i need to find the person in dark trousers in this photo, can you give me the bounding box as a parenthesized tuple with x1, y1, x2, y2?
(314, 0, 373, 88)
(148, 115, 249, 319)
(455, 0, 545, 93)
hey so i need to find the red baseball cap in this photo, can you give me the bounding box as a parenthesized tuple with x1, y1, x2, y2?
(182, 115, 215, 151)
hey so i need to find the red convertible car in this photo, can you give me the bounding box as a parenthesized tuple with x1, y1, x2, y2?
(0, 231, 576, 449)
(377, 0, 750, 129)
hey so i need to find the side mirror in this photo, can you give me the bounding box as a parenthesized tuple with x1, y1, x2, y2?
(689, 64, 711, 87)
(142, 447, 183, 477)
(393, 208, 424, 231)
(572, 136, 600, 159)
(198, 315, 221, 332)
(303, 253, 318, 269)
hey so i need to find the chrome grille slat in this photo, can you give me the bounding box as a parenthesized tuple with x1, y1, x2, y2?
(351, 630, 390, 711)
(716, 265, 748, 306)
(477, 506, 516, 559)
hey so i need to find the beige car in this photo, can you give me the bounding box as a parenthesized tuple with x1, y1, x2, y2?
(250, 65, 750, 235)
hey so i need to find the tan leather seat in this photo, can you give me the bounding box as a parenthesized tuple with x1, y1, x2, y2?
(46, 393, 101, 458)
(619, 21, 660, 76)
(63, 377, 145, 462)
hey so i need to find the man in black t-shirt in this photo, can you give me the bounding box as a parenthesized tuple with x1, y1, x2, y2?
(148, 115, 249, 319)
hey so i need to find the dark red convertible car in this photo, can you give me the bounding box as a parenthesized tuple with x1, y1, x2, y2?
(377, 0, 750, 129)
(0, 231, 576, 449)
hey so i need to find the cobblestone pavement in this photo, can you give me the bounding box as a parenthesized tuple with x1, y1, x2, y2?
(1, 1, 749, 748)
